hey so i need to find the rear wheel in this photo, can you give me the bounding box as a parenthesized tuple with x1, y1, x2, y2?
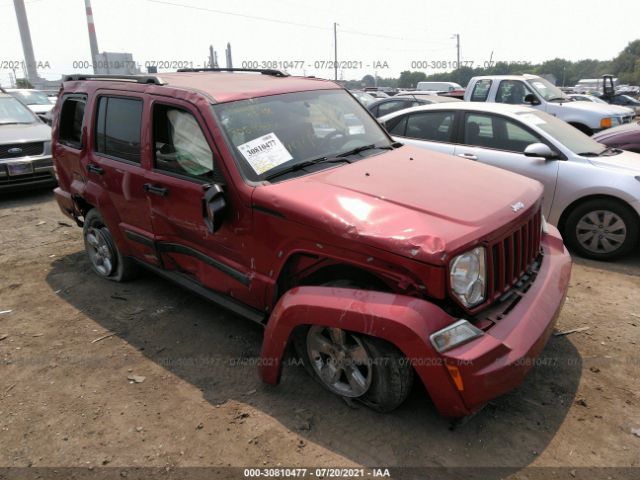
(83, 209, 138, 281)
(564, 199, 638, 260)
(293, 279, 413, 412)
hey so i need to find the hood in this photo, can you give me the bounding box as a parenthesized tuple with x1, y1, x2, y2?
(0, 122, 51, 144)
(555, 100, 632, 117)
(592, 122, 640, 143)
(587, 149, 640, 174)
(28, 104, 54, 114)
(252, 146, 543, 265)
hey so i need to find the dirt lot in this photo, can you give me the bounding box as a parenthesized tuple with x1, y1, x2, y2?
(0, 189, 639, 480)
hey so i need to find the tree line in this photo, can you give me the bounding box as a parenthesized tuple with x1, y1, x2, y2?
(345, 39, 640, 89)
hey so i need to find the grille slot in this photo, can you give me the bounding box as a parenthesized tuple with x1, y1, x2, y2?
(0, 142, 45, 159)
(487, 209, 542, 301)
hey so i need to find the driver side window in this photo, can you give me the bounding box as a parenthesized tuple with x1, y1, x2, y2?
(495, 80, 533, 105)
(153, 104, 216, 181)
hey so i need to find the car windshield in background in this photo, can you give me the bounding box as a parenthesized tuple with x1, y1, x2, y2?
(213, 89, 391, 182)
(0, 97, 38, 124)
(10, 90, 52, 106)
(527, 77, 570, 102)
(517, 110, 606, 155)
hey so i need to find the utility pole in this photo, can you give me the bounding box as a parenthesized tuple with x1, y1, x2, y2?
(84, 0, 100, 74)
(453, 33, 460, 69)
(13, 0, 39, 82)
(333, 22, 338, 81)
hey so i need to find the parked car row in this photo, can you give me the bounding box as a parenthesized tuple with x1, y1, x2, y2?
(379, 102, 640, 260)
(48, 69, 572, 419)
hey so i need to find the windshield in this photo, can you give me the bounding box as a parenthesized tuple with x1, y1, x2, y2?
(9, 90, 52, 106)
(517, 110, 606, 155)
(526, 77, 569, 101)
(0, 97, 38, 124)
(213, 89, 391, 182)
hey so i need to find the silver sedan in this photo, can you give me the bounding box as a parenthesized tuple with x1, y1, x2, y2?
(379, 102, 640, 260)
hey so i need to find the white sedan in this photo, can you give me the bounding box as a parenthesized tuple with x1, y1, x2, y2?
(379, 103, 640, 260)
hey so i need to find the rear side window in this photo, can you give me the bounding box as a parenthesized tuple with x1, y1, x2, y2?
(95, 97, 143, 162)
(405, 111, 455, 142)
(59, 96, 86, 149)
(470, 80, 492, 102)
(377, 100, 409, 117)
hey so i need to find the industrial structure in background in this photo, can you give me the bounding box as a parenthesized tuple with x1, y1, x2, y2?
(208, 43, 233, 69)
(83, 0, 140, 75)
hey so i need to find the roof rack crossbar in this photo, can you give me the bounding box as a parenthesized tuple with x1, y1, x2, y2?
(176, 67, 289, 77)
(63, 74, 166, 85)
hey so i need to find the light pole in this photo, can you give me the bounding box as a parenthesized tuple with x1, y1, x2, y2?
(333, 22, 338, 81)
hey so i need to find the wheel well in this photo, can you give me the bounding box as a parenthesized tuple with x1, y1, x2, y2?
(568, 122, 592, 135)
(72, 195, 94, 217)
(558, 194, 640, 236)
(298, 264, 390, 290)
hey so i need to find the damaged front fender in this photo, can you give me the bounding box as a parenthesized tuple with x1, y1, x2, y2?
(260, 286, 472, 417)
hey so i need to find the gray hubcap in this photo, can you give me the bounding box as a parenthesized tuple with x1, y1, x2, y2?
(85, 227, 115, 276)
(576, 210, 627, 254)
(306, 326, 373, 398)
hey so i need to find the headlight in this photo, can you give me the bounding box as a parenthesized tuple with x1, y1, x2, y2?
(449, 246, 486, 308)
(430, 319, 484, 353)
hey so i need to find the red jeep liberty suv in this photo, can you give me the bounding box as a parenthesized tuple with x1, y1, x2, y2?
(51, 69, 571, 417)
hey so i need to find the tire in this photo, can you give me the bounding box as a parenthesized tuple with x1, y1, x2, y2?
(293, 326, 413, 413)
(292, 279, 413, 412)
(563, 198, 639, 261)
(83, 209, 138, 281)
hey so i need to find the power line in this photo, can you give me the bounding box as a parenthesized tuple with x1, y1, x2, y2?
(141, 0, 451, 45)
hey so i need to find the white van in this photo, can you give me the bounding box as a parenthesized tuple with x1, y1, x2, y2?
(416, 81, 462, 93)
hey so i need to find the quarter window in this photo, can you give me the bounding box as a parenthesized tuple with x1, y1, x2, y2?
(95, 97, 142, 162)
(470, 79, 492, 102)
(59, 96, 86, 149)
(153, 104, 215, 181)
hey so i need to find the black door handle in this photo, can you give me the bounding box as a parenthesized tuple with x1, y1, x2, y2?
(87, 163, 104, 174)
(144, 183, 168, 197)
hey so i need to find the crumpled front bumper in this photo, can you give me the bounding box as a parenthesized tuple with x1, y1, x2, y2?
(260, 226, 571, 418)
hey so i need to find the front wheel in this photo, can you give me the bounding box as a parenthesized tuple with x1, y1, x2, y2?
(294, 325, 413, 412)
(564, 199, 639, 260)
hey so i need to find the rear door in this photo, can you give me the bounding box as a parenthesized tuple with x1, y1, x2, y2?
(385, 110, 456, 155)
(453, 112, 560, 217)
(54, 94, 87, 191)
(143, 96, 258, 307)
(87, 92, 158, 265)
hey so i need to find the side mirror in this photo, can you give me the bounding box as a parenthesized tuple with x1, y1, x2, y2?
(524, 143, 556, 159)
(524, 93, 541, 105)
(203, 184, 226, 233)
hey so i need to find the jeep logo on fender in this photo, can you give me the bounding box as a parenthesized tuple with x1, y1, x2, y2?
(511, 201, 525, 212)
(8, 147, 23, 155)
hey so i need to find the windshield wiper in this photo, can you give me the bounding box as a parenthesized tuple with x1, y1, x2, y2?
(263, 156, 352, 181)
(263, 143, 395, 181)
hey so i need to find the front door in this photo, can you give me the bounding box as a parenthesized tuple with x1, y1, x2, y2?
(143, 97, 258, 307)
(454, 111, 560, 217)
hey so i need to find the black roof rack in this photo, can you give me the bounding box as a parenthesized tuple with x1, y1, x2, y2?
(63, 74, 166, 85)
(176, 67, 289, 77)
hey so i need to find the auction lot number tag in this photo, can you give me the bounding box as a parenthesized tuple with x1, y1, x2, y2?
(238, 132, 293, 175)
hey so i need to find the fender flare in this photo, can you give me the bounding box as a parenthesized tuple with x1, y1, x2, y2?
(260, 286, 471, 417)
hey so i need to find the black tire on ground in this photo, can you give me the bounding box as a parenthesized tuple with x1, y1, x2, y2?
(292, 278, 413, 412)
(83, 209, 138, 282)
(563, 198, 639, 261)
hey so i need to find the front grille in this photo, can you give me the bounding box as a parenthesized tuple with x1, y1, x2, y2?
(0, 142, 44, 159)
(487, 209, 542, 302)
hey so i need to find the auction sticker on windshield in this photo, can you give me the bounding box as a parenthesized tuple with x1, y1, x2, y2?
(237, 133, 293, 175)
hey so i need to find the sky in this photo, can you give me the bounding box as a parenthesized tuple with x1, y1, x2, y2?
(1, 0, 639, 87)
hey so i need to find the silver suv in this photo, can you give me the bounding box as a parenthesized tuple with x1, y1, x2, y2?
(0, 90, 55, 192)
